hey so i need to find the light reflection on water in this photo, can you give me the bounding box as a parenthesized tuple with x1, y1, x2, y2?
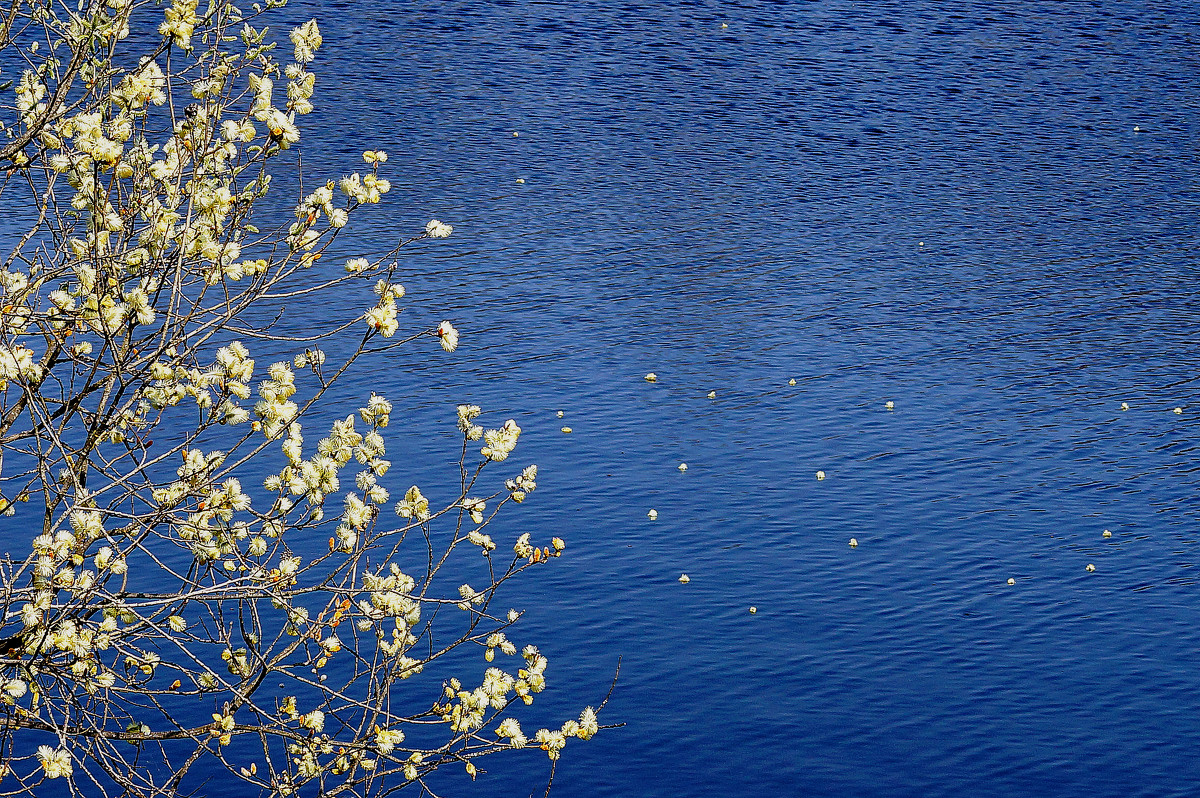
(271, 2, 1200, 796)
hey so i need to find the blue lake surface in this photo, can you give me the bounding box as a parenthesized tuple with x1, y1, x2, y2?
(12, 0, 1200, 795)
(266, 1, 1200, 795)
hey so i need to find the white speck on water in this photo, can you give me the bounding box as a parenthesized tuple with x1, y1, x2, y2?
(707, 390, 716, 399)
(1134, 125, 1141, 132)
(644, 373, 658, 383)
(561, 426, 572, 434)
(648, 509, 658, 520)
(1086, 563, 1096, 572)
(885, 400, 894, 410)
(1121, 402, 1129, 411)
(848, 537, 858, 547)
(1007, 577, 1016, 585)
(678, 462, 688, 472)
(788, 378, 797, 386)
(816, 470, 825, 480)
(1103, 529, 1112, 538)
(749, 606, 757, 614)
(556, 410, 564, 418)
(678, 574, 690, 583)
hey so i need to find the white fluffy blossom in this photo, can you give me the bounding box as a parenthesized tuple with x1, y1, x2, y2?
(534, 728, 566, 760)
(365, 291, 399, 337)
(456, 404, 483, 440)
(359, 393, 391, 427)
(2, 678, 27, 701)
(395, 486, 429, 522)
(300, 710, 325, 732)
(457, 583, 484, 611)
(290, 20, 322, 63)
(577, 706, 599, 740)
(375, 726, 404, 753)
(436, 320, 459, 352)
(481, 420, 520, 462)
(497, 717, 527, 747)
(37, 746, 72, 779)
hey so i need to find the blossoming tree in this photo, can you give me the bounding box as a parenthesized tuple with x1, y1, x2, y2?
(0, 0, 604, 794)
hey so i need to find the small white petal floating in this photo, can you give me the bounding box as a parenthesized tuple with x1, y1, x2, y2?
(647, 509, 658, 520)
(644, 373, 658, 383)
(885, 400, 894, 410)
(707, 391, 716, 399)
(848, 538, 858, 548)
(1102, 529, 1112, 538)
(1121, 402, 1129, 411)
(1174, 407, 1183, 415)
(816, 470, 825, 480)
(678, 574, 690, 583)
(678, 463, 688, 472)
(516, 177, 525, 183)
(1007, 577, 1016, 586)
(556, 410, 564, 418)
(788, 378, 797, 386)
(749, 606, 757, 614)
(1085, 563, 1096, 572)
(513, 131, 519, 137)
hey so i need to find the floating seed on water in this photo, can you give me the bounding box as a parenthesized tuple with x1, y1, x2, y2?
(816, 470, 825, 480)
(679, 574, 690, 583)
(1103, 529, 1112, 538)
(561, 426, 572, 434)
(1086, 563, 1096, 572)
(647, 509, 658, 520)
(678, 463, 688, 472)
(849, 538, 858, 547)
(1007, 577, 1016, 585)
(644, 373, 658, 382)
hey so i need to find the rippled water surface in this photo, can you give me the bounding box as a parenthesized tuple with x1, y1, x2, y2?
(255, 1, 1200, 795)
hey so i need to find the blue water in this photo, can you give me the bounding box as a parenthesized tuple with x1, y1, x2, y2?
(13, 0, 1200, 795)
(269, 1, 1200, 796)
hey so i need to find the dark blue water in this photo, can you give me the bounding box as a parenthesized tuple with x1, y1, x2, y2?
(111, 1, 1200, 795)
